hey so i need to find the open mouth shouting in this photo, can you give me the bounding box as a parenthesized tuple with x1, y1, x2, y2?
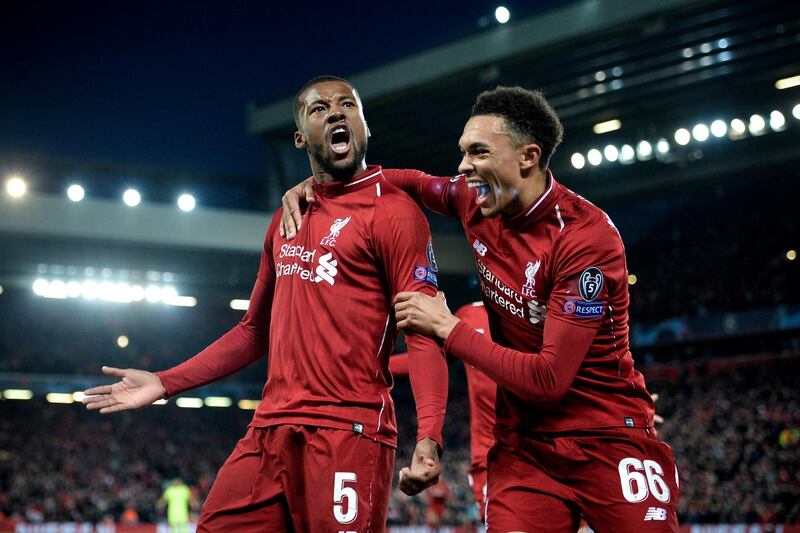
(328, 123, 352, 156)
(467, 178, 492, 207)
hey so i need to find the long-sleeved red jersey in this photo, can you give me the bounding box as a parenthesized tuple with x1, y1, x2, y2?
(158, 166, 448, 448)
(387, 169, 655, 436)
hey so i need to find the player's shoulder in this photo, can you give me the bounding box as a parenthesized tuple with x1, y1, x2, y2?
(375, 178, 427, 216)
(554, 187, 622, 255)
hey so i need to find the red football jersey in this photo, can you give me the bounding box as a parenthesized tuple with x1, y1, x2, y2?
(387, 170, 655, 435)
(456, 303, 497, 471)
(158, 166, 448, 448)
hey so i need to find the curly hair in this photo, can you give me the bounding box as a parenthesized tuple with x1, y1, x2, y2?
(471, 86, 564, 170)
(293, 75, 358, 129)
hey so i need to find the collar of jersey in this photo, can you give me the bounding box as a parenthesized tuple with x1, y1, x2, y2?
(311, 165, 384, 197)
(505, 170, 559, 228)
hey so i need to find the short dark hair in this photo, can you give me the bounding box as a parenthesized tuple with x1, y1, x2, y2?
(471, 86, 564, 170)
(293, 75, 356, 129)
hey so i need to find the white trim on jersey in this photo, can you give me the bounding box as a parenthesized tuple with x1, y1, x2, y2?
(376, 392, 386, 433)
(375, 182, 381, 197)
(525, 177, 554, 217)
(375, 314, 391, 358)
(555, 203, 565, 231)
(344, 169, 382, 187)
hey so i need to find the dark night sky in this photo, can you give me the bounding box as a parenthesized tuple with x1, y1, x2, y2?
(0, 1, 567, 178)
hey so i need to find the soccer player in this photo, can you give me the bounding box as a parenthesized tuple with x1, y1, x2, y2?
(158, 478, 197, 533)
(281, 86, 679, 531)
(83, 76, 449, 532)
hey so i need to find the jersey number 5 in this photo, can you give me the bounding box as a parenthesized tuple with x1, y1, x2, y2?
(333, 472, 358, 524)
(617, 458, 670, 503)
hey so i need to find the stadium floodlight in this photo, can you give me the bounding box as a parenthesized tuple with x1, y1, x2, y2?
(153, 399, 168, 405)
(592, 119, 621, 135)
(67, 184, 85, 202)
(0, 284, 4, 295)
(636, 141, 653, 160)
(730, 118, 747, 137)
(238, 399, 261, 410)
(656, 138, 670, 155)
(775, 75, 800, 90)
(230, 299, 250, 311)
(72, 391, 86, 402)
(748, 114, 766, 135)
(168, 296, 197, 307)
(692, 124, 710, 142)
(176, 397, 203, 409)
(66, 281, 81, 298)
(674, 128, 691, 146)
(603, 145, 619, 162)
(769, 110, 786, 131)
(205, 397, 233, 408)
(117, 335, 129, 348)
(144, 285, 162, 303)
(32, 279, 49, 296)
(571, 153, 585, 170)
(628, 274, 638, 285)
(3, 389, 33, 400)
(619, 145, 635, 164)
(5, 175, 26, 198)
(177, 193, 196, 212)
(81, 280, 99, 300)
(710, 120, 727, 138)
(587, 148, 602, 166)
(130, 284, 145, 302)
(123, 188, 141, 207)
(494, 6, 510, 24)
(787, 250, 797, 261)
(46, 393, 75, 404)
(794, 104, 800, 120)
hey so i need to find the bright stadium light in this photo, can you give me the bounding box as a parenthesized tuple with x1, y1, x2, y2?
(571, 153, 586, 170)
(238, 399, 260, 410)
(230, 299, 250, 311)
(130, 284, 145, 302)
(204, 396, 233, 408)
(628, 274, 638, 285)
(176, 397, 203, 409)
(692, 123, 710, 142)
(67, 184, 85, 202)
(787, 249, 797, 261)
(168, 296, 197, 308)
(656, 138, 670, 154)
(0, 284, 4, 295)
(674, 128, 691, 146)
(794, 104, 800, 120)
(730, 118, 747, 138)
(748, 114, 766, 135)
(592, 119, 621, 135)
(619, 145, 635, 164)
(769, 110, 786, 131)
(117, 335, 129, 348)
(710, 119, 727, 138)
(494, 5, 510, 24)
(123, 188, 141, 207)
(46, 393, 75, 404)
(775, 75, 800, 90)
(144, 285, 162, 303)
(3, 389, 33, 400)
(153, 399, 168, 405)
(32, 279, 49, 296)
(72, 391, 86, 402)
(5, 176, 27, 198)
(587, 148, 602, 166)
(636, 141, 653, 160)
(81, 280, 99, 300)
(177, 193, 196, 212)
(66, 281, 81, 298)
(603, 145, 619, 162)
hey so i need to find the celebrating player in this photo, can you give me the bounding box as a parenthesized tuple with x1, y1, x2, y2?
(83, 76, 449, 532)
(281, 86, 679, 531)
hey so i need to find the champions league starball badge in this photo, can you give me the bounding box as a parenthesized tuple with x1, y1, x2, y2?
(578, 267, 604, 301)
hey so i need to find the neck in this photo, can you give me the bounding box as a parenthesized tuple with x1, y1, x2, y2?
(514, 167, 548, 211)
(310, 159, 368, 183)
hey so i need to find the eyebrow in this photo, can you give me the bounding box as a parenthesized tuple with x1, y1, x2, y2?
(460, 141, 491, 151)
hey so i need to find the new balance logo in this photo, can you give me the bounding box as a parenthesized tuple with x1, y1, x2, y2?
(643, 507, 667, 521)
(473, 238, 488, 256)
(314, 252, 338, 285)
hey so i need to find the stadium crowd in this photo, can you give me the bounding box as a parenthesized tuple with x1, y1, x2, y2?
(1, 354, 797, 526)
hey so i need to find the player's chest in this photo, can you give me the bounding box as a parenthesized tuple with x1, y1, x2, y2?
(272, 205, 375, 287)
(467, 221, 556, 327)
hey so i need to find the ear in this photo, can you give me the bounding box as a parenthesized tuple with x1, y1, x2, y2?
(365, 122, 371, 139)
(294, 130, 306, 149)
(519, 143, 541, 171)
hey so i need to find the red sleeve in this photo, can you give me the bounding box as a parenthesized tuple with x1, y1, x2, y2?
(444, 317, 596, 404)
(382, 169, 467, 219)
(546, 218, 622, 330)
(388, 352, 409, 377)
(155, 215, 278, 397)
(374, 193, 448, 447)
